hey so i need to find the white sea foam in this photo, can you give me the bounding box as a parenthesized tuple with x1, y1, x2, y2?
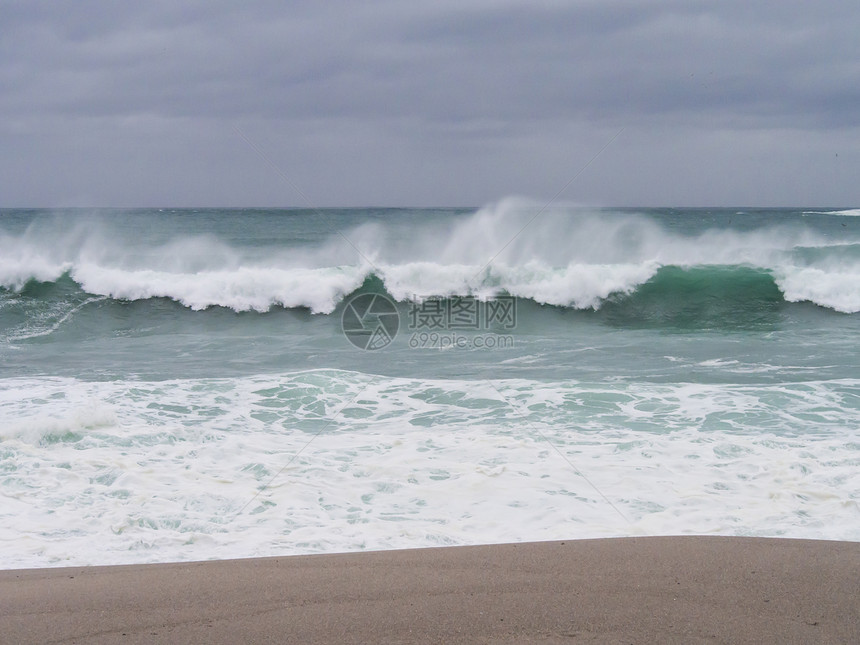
(1, 371, 857, 569)
(803, 209, 860, 216)
(379, 260, 659, 308)
(5, 296, 107, 341)
(775, 265, 860, 313)
(496, 261, 659, 308)
(72, 264, 370, 314)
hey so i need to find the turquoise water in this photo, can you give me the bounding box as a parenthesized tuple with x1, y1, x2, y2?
(1, 201, 858, 567)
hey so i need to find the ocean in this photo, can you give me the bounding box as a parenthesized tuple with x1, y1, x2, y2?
(1, 199, 858, 568)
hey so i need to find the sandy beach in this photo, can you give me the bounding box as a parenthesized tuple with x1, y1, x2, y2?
(1, 536, 857, 644)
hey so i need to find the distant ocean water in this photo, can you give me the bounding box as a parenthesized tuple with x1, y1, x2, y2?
(1, 199, 858, 568)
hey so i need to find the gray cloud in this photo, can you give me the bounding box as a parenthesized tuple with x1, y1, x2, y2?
(1, 0, 858, 206)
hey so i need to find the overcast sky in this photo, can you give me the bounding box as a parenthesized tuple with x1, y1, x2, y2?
(1, 0, 858, 207)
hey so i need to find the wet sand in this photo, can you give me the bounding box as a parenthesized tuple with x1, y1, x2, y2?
(2, 536, 858, 644)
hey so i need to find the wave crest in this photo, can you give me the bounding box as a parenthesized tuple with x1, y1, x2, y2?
(1, 200, 859, 314)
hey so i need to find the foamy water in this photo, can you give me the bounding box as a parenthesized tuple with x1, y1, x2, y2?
(1, 371, 857, 568)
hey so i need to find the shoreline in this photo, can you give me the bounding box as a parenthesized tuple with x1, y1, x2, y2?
(2, 536, 858, 644)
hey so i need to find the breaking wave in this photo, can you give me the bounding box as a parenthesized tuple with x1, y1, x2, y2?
(2, 199, 859, 315)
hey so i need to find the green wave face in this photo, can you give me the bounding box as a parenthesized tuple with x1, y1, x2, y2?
(598, 265, 787, 330)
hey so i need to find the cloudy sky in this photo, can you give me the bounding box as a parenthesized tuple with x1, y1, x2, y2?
(1, 1, 858, 207)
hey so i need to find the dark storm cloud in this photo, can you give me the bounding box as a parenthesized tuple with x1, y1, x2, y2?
(0, 0, 858, 206)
